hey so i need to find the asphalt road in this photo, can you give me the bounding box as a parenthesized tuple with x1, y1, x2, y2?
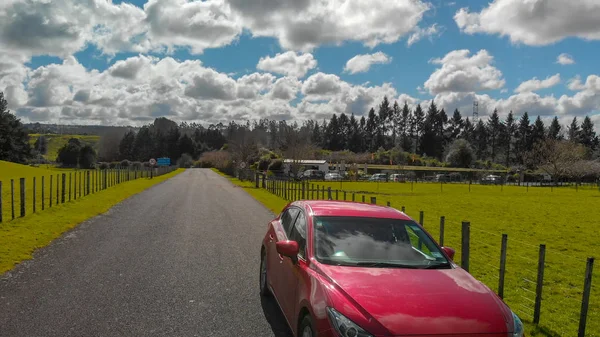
(0, 169, 293, 337)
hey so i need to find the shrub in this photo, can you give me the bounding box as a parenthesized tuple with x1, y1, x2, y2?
(131, 161, 143, 169)
(177, 153, 194, 168)
(98, 162, 109, 170)
(120, 159, 130, 167)
(109, 162, 118, 168)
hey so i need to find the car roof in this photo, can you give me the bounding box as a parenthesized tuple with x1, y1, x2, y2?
(294, 200, 412, 220)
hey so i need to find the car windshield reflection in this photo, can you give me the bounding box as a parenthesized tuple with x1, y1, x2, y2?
(313, 216, 450, 269)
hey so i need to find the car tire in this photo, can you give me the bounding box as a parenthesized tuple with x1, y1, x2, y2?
(299, 315, 316, 337)
(259, 250, 270, 296)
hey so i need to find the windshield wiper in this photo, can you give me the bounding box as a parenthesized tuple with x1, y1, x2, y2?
(422, 262, 452, 269)
(354, 262, 421, 269)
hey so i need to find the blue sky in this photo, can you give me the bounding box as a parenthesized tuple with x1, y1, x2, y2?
(1, 0, 599, 127)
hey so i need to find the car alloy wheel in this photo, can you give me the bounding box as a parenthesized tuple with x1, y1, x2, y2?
(302, 326, 313, 337)
(300, 316, 315, 337)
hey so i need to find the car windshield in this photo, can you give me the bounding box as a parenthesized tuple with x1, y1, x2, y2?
(313, 216, 450, 268)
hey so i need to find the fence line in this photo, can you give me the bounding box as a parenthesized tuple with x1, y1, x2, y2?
(255, 175, 596, 336)
(0, 166, 176, 224)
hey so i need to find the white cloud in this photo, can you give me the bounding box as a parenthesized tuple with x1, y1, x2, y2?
(344, 52, 392, 74)
(515, 74, 561, 93)
(407, 24, 442, 46)
(454, 0, 600, 46)
(568, 76, 586, 91)
(424, 49, 505, 95)
(227, 0, 431, 51)
(143, 0, 242, 54)
(269, 77, 302, 101)
(556, 53, 575, 65)
(256, 51, 317, 78)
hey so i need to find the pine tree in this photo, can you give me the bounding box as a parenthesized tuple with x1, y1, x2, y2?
(348, 114, 363, 153)
(474, 119, 488, 160)
(400, 102, 412, 151)
(487, 109, 502, 161)
(119, 131, 136, 160)
(579, 116, 598, 151)
(548, 116, 562, 140)
(365, 108, 378, 152)
(412, 104, 425, 153)
(391, 101, 401, 147)
(376, 97, 391, 149)
(338, 113, 350, 150)
(568, 117, 580, 142)
(531, 116, 546, 146)
(503, 112, 516, 167)
(447, 109, 464, 143)
(516, 112, 532, 161)
(420, 101, 439, 158)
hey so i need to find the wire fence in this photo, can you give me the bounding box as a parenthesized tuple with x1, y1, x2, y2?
(253, 173, 597, 336)
(0, 166, 177, 224)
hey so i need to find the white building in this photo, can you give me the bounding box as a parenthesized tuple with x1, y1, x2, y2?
(283, 159, 329, 174)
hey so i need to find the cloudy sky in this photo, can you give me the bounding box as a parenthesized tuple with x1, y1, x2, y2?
(1, 0, 599, 128)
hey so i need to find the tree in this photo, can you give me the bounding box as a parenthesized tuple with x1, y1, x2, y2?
(178, 134, 197, 159)
(516, 112, 531, 162)
(118, 131, 136, 160)
(446, 139, 475, 168)
(473, 119, 488, 160)
(568, 117, 580, 142)
(579, 116, 598, 152)
(391, 101, 401, 147)
(548, 116, 562, 140)
(79, 145, 97, 169)
(487, 109, 502, 161)
(57, 138, 82, 167)
(531, 116, 546, 146)
(412, 104, 425, 153)
(133, 126, 154, 161)
(447, 109, 464, 143)
(503, 112, 516, 167)
(98, 128, 127, 162)
(0, 92, 32, 163)
(347, 114, 363, 153)
(34, 135, 48, 155)
(365, 108, 378, 152)
(399, 102, 412, 151)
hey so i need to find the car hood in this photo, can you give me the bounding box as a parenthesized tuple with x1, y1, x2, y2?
(317, 264, 511, 336)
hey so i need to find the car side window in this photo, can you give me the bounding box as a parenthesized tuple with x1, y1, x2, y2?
(289, 211, 307, 259)
(280, 207, 300, 236)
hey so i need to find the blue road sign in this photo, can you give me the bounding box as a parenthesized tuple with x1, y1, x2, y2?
(157, 157, 171, 166)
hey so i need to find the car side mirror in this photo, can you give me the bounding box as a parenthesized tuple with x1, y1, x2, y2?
(441, 247, 455, 261)
(276, 241, 299, 262)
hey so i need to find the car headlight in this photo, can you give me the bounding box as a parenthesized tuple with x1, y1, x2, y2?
(326, 307, 373, 337)
(512, 311, 524, 337)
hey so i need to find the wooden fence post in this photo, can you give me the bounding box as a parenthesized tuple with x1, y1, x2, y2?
(41, 176, 45, 210)
(499, 234, 508, 299)
(56, 174, 59, 206)
(386, 201, 391, 207)
(11, 179, 15, 219)
(79, 172, 82, 197)
(20, 178, 25, 217)
(344, 191, 347, 201)
(578, 257, 595, 337)
(87, 171, 90, 195)
(0, 181, 3, 223)
(49, 176, 52, 208)
(461, 221, 471, 272)
(74, 172, 77, 200)
(533, 244, 546, 324)
(439, 216, 445, 246)
(327, 187, 332, 200)
(352, 193, 355, 202)
(370, 196, 376, 204)
(33, 177, 36, 213)
(69, 173, 72, 201)
(302, 181, 306, 199)
(335, 190, 339, 200)
(419, 211, 424, 226)
(61, 174, 66, 203)
(362, 195, 365, 203)
(401, 206, 406, 213)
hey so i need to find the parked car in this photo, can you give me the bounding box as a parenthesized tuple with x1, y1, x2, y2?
(324, 172, 343, 181)
(389, 173, 407, 182)
(301, 169, 325, 180)
(481, 174, 502, 185)
(368, 173, 388, 182)
(259, 200, 524, 337)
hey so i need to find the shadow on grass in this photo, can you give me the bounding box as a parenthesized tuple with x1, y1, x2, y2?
(260, 294, 294, 337)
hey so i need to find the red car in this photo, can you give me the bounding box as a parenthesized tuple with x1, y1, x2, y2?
(259, 200, 524, 337)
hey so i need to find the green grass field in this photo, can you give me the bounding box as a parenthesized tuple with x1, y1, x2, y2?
(0, 160, 184, 273)
(28, 134, 101, 162)
(221, 171, 599, 337)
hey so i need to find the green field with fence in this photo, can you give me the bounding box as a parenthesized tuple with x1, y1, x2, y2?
(255, 176, 599, 337)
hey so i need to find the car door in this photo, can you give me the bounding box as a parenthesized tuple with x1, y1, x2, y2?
(278, 209, 308, 327)
(269, 207, 300, 307)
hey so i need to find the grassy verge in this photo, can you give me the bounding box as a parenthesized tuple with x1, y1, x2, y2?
(211, 169, 287, 214)
(0, 169, 184, 274)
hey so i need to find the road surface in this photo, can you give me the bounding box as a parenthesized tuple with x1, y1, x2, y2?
(0, 169, 292, 337)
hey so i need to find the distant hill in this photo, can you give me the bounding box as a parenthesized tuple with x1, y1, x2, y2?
(24, 123, 138, 136)
(28, 134, 101, 162)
